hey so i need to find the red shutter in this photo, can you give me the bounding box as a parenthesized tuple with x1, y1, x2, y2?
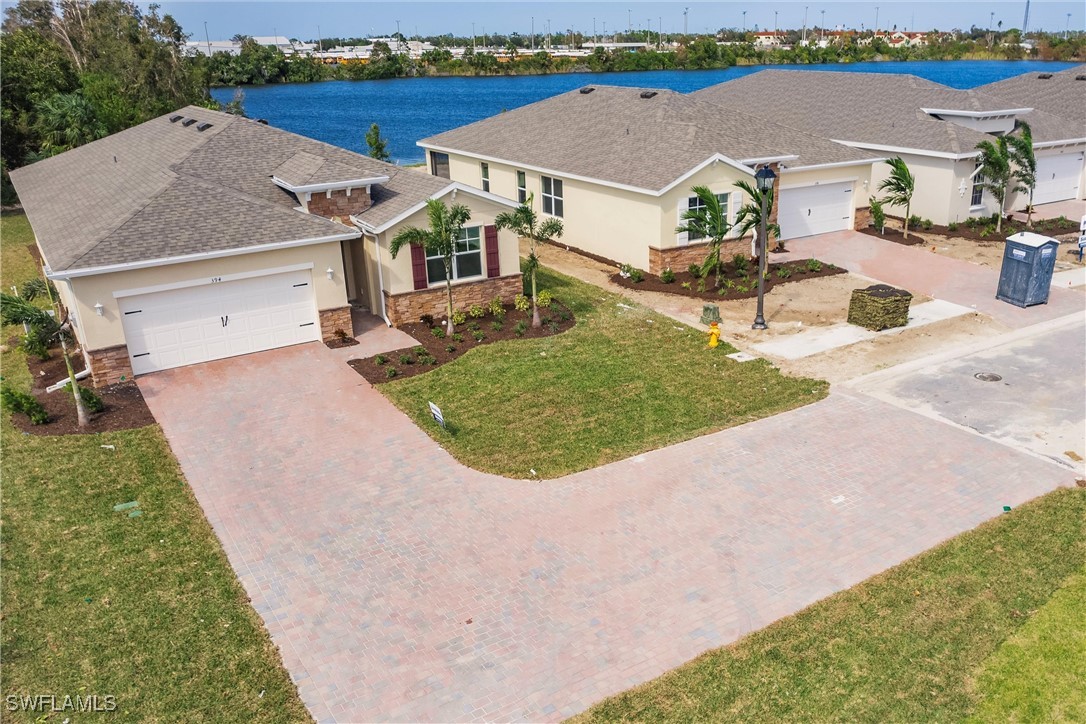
(410, 244, 428, 290)
(484, 225, 500, 278)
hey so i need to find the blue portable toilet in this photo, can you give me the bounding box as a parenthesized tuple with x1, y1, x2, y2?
(996, 232, 1060, 308)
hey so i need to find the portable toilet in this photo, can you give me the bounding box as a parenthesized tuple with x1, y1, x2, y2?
(996, 232, 1060, 307)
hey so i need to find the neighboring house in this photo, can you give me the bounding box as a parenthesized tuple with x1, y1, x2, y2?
(418, 86, 879, 273)
(693, 70, 1086, 225)
(10, 107, 519, 386)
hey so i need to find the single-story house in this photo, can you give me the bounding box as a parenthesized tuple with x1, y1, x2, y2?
(10, 106, 521, 386)
(418, 86, 880, 274)
(692, 69, 1086, 225)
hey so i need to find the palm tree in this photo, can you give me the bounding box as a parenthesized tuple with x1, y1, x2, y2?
(494, 193, 563, 327)
(33, 92, 107, 158)
(878, 157, 915, 239)
(1007, 121, 1036, 226)
(732, 179, 781, 257)
(975, 134, 1028, 234)
(388, 198, 472, 334)
(676, 186, 733, 288)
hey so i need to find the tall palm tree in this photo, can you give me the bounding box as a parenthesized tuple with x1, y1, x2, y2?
(975, 134, 1027, 234)
(494, 193, 563, 327)
(676, 186, 733, 288)
(1007, 120, 1036, 226)
(878, 157, 915, 239)
(732, 179, 781, 256)
(388, 198, 472, 334)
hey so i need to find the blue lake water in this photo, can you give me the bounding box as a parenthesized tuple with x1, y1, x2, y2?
(211, 60, 1079, 164)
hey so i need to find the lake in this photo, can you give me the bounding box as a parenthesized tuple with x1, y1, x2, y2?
(211, 60, 1079, 164)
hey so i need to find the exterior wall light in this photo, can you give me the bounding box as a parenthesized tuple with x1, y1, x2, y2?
(94, 302, 104, 316)
(326, 267, 335, 280)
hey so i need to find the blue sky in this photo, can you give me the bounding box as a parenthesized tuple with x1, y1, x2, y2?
(140, 1, 1081, 42)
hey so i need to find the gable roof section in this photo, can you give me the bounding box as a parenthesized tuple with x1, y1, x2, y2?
(419, 86, 876, 194)
(976, 64, 1086, 125)
(692, 69, 1084, 157)
(9, 106, 431, 274)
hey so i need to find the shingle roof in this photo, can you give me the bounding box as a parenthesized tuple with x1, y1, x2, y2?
(419, 85, 877, 192)
(9, 106, 443, 272)
(352, 165, 450, 230)
(692, 69, 1085, 155)
(976, 64, 1086, 124)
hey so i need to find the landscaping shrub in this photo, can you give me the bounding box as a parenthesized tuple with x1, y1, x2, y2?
(547, 321, 560, 333)
(78, 385, 105, 414)
(696, 278, 707, 293)
(869, 196, 886, 233)
(445, 344, 456, 353)
(736, 284, 749, 294)
(468, 304, 485, 319)
(687, 263, 702, 279)
(487, 297, 504, 317)
(619, 263, 644, 282)
(776, 266, 792, 279)
(467, 321, 481, 332)
(0, 385, 48, 425)
(19, 332, 50, 361)
(398, 354, 415, 365)
(490, 320, 503, 331)
(908, 214, 923, 230)
(921, 218, 934, 230)
(514, 321, 527, 337)
(537, 289, 553, 308)
(452, 333, 464, 343)
(385, 367, 398, 379)
(680, 281, 692, 289)
(451, 309, 467, 325)
(717, 287, 727, 296)
(660, 267, 676, 284)
(724, 279, 736, 290)
(333, 328, 351, 342)
(431, 327, 446, 339)
(472, 330, 486, 342)
(732, 253, 749, 273)
(947, 222, 959, 232)
(513, 294, 530, 313)
(419, 314, 434, 327)
(374, 354, 387, 366)
(805, 259, 823, 273)
(558, 309, 571, 321)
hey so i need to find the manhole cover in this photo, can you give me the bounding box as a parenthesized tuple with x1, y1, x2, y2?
(975, 372, 1003, 382)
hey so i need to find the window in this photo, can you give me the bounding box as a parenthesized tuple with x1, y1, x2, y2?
(541, 176, 564, 217)
(426, 226, 482, 284)
(481, 162, 490, 192)
(970, 162, 984, 207)
(685, 192, 730, 241)
(430, 151, 450, 179)
(516, 170, 527, 203)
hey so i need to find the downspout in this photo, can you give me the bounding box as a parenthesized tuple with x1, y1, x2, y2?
(368, 232, 393, 327)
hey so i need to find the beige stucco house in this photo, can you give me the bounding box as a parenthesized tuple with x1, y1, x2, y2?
(419, 85, 880, 274)
(693, 69, 1086, 226)
(10, 106, 519, 386)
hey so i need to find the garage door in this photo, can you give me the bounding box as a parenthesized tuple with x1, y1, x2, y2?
(1033, 153, 1083, 205)
(778, 181, 853, 240)
(118, 269, 319, 375)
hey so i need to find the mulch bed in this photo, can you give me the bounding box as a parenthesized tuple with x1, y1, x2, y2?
(610, 258, 846, 302)
(323, 336, 359, 349)
(347, 301, 576, 384)
(858, 225, 928, 246)
(866, 215, 1081, 246)
(9, 344, 155, 436)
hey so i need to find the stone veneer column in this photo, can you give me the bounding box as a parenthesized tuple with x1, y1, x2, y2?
(318, 306, 354, 340)
(86, 345, 133, 387)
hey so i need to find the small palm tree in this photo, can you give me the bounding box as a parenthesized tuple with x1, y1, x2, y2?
(1007, 121, 1036, 226)
(388, 198, 471, 334)
(878, 157, 915, 239)
(732, 179, 781, 256)
(676, 186, 733, 288)
(494, 193, 563, 327)
(33, 92, 107, 158)
(975, 134, 1027, 234)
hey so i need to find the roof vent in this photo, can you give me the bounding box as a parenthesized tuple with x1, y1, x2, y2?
(169, 114, 183, 123)
(580, 86, 595, 94)
(196, 122, 213, 132)
(256, 118, 269, 124)
(181, 118, 197, 126)
(1037, 73, 1053, 79)
(1076, 75, 1086, 81)
(639, 91, 658, 99)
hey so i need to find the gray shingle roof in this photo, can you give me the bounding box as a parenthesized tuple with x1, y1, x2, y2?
(976, 64, 1086, 124)
(9, 106, 441, 272)
(419, 85, 876, 192)
(692, 69, 1084, 155)
(352, 165, 450, 230)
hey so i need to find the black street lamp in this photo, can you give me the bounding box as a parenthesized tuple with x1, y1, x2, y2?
(752, 164, 776, 330)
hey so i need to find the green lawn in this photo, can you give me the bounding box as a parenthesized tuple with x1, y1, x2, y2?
(381, 266, 828, 478)
(573, 488, 1086, 723)
(1, 212, 310, 722)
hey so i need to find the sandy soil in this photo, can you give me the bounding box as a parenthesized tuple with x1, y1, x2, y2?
(531, 239, 1009, 383)
(909, 230, 1085, 272)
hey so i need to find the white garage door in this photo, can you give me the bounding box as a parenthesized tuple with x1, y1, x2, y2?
(119, 269, 319, 375)
(1033, 153, 1083, 205)
(778, 181, 853, 240)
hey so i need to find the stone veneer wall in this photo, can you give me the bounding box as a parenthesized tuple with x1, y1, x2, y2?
(854, 205, 872, 230)
(318, 306, 353, 340)
(648, 238, 751, 275)
(86, 344, 133, 387)
(306, 188, 372, 220)
(383, 275, 522, 326)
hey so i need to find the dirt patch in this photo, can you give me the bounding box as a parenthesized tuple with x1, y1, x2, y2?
(348, 301, 575, 384)
(610, 258, 846, 302)
(323, 336, 359, 349)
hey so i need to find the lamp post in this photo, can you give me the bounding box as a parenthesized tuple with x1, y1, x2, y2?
(752, 165, 776, 330)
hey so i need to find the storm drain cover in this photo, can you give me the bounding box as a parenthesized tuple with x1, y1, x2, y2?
(975, 372, 1003, 382)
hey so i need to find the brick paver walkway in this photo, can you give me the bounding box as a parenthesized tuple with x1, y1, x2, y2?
(779, 231, 1085, 328)
(138, 343, 1076, 722)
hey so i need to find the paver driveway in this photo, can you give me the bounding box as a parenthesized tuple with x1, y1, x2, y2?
(138, 343, 1077, 722)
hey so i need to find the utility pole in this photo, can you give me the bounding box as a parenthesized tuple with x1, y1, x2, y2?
(472, 22, 476, 51)
(988, 11, 994, 31)
(1067, 12, 1072, 39)
(742, 10, 747, 33)
(821, 10, 825, 43)
(774, 10, 778, 38)
(683, 7, 689, 35)
(546, 18, 551, 49)
(802, 6, 808, 44)
(317, 24, 323, 53)
(1022, 0, 1031, 35)
(628, 9, 632, 34)
(874, 7, 879, 37)
(593, 17, 596, 43)
(203, 20, 212, 56)
(659, 17, 663, 48)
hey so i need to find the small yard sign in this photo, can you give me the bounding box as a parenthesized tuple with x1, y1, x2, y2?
(428, 401, 445, 429)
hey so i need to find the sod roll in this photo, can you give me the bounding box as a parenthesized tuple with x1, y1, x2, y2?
(847, 284, 912, 331)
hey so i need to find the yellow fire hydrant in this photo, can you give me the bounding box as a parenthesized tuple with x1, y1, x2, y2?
(707, 321, 721, 349)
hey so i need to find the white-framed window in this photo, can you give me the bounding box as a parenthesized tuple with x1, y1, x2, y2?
(430, 151, 450, 179)
(684, 192, 730, 241)
(426, 226, 482, 284)
(481, 162, 490, 192)
(541, 175, 564, 217)
(516, 170, 527, 203)
(971, 161, 984, 207)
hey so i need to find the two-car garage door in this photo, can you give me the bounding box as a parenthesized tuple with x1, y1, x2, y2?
(118, 269, 320, 376)
(1032, 153, 1084, 206)
(777, 181, 854, 240)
